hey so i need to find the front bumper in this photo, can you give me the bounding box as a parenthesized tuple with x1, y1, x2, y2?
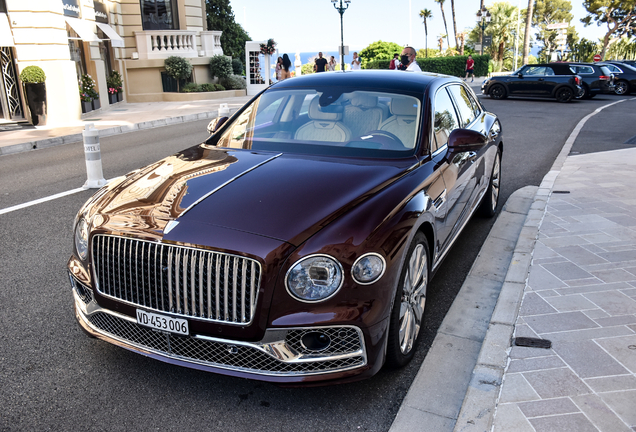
(71, 274, 375, 383)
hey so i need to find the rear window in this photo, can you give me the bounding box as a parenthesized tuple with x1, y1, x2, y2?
(572, 66, 594, 74)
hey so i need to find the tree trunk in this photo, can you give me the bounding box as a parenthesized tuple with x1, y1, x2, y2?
(522, 0, 534, 65)
(441, 7, 450, 51)
(425, 22, 429, 57)
(450, 0, 458, 48)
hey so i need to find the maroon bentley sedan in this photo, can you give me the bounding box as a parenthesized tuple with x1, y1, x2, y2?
(68, 70, 503, 385)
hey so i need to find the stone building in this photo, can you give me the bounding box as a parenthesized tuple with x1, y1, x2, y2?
(0, 0, 226, 126)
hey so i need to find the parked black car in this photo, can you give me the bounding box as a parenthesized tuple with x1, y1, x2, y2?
(481, 63, 582, 103)
(563, 63, 615, 99)
(599, 62, 636, 95)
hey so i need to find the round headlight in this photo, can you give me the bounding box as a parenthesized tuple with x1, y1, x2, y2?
(352, 253, 386, 285)
(74, 217, 89, 260)
(286, 255, 343, 302)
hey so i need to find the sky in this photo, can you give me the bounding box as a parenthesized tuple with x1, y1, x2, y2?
(228, 0, 608, 55)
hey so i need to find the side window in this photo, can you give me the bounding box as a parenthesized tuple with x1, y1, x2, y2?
(433, 88, 460, 150)
(523, 66, 546, 75)
(606, 64, 621, 73)
(447, 85, 477, 127)
(544, 67, 555, 76)
(254, 97, 284, 127)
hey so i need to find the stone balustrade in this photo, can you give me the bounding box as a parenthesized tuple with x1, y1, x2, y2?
(134, 30, 198, 60)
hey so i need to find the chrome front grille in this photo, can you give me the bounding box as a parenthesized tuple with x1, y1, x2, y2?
(92, 235, 261, 325)
(86, 312, 366, 376)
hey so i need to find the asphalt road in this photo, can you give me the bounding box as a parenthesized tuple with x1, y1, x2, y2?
(0, 93, 632, 432)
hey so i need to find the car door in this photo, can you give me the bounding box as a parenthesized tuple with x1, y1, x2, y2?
(432, 85, 476, 249)
(509, 66, 549, 95)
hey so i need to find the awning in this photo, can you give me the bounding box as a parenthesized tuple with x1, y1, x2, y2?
(65, 17, 100, 42)
(96, 23, 124, 48)
(0, 14, 15, 47)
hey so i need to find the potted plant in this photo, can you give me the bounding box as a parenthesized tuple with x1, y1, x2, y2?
(80, 74, 100, 110)
(164, 56, 192, 92)
(19, 65, 47, 126)
(106, 70, 123, 103)
(79, 85, 92, 113)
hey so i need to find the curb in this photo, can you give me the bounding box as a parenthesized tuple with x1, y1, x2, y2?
(451, 97, 631, 432)
(0, 109, 234, 157)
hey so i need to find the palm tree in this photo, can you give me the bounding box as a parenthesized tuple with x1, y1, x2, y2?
(434, 0, 451, 52)
(522, 0, 534, 65)
(450, 0, 458, 48)
(486, 2, 519, 70)
(419, 9, 433, 58)
(458, 31, 467, 55)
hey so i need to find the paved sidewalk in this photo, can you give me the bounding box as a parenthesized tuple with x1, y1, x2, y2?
(0, 96, 251, 156)
(490, 147, 636, 431)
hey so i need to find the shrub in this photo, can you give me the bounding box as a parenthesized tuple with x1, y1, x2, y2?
(214, 84, 226, 91)
(80, 74, 98, 100)
(19, 66, 46, 84)
(231, 58, 244, 75)
(200, 83, 215, 92)
(106, 70, 123, 93)
(165, 56, 192, 91)
(209, 55, 233, 79)
(219, 74, 246, 90)
(182, 83, 201, 93)
(364, 54, 491, 77)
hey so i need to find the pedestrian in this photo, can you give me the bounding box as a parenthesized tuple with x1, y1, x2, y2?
(389, 53, 401, 70)
(314, 52, 328, 73)
(275, 56, 283, 81)
(328, 56, 336, 71)
(465, 55, 475, 82)
(280, 54, 292, 80)
(351, 52, 361, 70)
(398, 46, 421, 72)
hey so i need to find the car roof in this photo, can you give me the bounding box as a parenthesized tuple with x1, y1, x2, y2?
(270, 70, 461, 93)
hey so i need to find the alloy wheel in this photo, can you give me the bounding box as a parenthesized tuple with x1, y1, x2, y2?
(398, 244, 428, 354)
(615, 81, 628, 95)
(489, 152, 501, 213)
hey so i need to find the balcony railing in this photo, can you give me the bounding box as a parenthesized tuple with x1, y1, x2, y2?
(134, 30, 224, 60)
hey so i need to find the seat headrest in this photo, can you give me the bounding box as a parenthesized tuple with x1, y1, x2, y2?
(391, 98, 418, 116)
(308, 97, 343, 121)
(350, 93, 378, 108)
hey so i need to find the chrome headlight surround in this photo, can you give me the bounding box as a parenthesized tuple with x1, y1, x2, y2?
(74, 217, 89, 261)
(351, 253, 386, 285)
(285, 254, 344, 303)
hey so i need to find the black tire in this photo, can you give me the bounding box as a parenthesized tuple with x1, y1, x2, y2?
(614, 80, 629, 95)
(385, 232, 429, 369)
(489, 84, 507, 100)
(576, 84, 589, 99)
(478, 149, 501, 217)
(556, 87, 574, 103)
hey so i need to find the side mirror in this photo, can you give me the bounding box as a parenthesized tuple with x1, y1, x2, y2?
(207, 116, 229, 135)
(447, 128, 488, 157)
(517, 72, 523, 78)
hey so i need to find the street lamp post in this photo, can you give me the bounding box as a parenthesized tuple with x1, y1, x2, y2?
(476, 7, 491, 56)
(331, 0, 351, 71)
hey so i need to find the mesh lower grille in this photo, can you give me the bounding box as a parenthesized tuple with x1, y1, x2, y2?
(87, 312, 365, 375)
(92, 235, 261, 325)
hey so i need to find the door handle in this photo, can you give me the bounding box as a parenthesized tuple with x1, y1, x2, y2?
(538, 78, 544, 81)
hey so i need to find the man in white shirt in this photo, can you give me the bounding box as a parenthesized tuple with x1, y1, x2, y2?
(351, 52, 361, 70)
(400, 46, 421, 72)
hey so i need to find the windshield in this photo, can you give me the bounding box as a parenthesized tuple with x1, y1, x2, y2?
(209, 87, 422, 158)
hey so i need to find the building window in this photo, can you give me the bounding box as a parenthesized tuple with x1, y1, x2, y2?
(140, 0, 179, 30)
(0, 0, 7, 13)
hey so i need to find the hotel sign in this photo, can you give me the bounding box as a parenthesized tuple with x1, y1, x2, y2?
(94, 1, 109, 23)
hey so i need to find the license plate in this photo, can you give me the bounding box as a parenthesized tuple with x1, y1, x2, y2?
(136, 309, 189, 336)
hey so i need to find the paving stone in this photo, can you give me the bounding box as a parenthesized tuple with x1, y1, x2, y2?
(536, 289, 560, 298)
(507, 355, 566, 373)
(528, 265, 568, 291)
(553, 245, 608, 266)
(542, 262, 593, 281)
(518, 397, 579, 418)
(594, 335, 636, 374)
(573, 394, 634, 432)
(529, 413, 602, 432)
(583, 291, 636, 315)
(565, 277, 604, 287)
(524, 311, 599, 334)
(556, 282, 633, 296)
(591, 268, 636, 283)
(544, 294, 597, 312)
(519, 292, 558, 316)
(583, 309, 610, 320)
(540, 235, 590, 248)
(546, 325, 635, 343)
(498, 373, 540, 403)
(584, 375, 636, 393)
(580, 232, 622, 245)
(600, 390, 636, 427)
(522, 367, 591, 398)
(551, 339, 629, 378)
(593, 315, 636, 327)
(492, 403, 534, 432)
(598, 250, 636, 263)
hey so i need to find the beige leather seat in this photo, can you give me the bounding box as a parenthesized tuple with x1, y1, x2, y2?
(342, 93, 384, 138)
(378, 98, 419, 148)
(294, 98, 351, 142)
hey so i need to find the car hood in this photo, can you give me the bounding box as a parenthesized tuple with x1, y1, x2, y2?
(90, 145, 413, 247)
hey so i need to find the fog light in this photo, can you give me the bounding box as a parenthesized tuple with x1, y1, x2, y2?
(301, 331, 331, 352)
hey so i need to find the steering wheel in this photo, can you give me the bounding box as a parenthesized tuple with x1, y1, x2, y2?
(364, 130, 406, 150)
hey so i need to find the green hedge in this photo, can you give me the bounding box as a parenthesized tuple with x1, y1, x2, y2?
(365, 54, 490, 77)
